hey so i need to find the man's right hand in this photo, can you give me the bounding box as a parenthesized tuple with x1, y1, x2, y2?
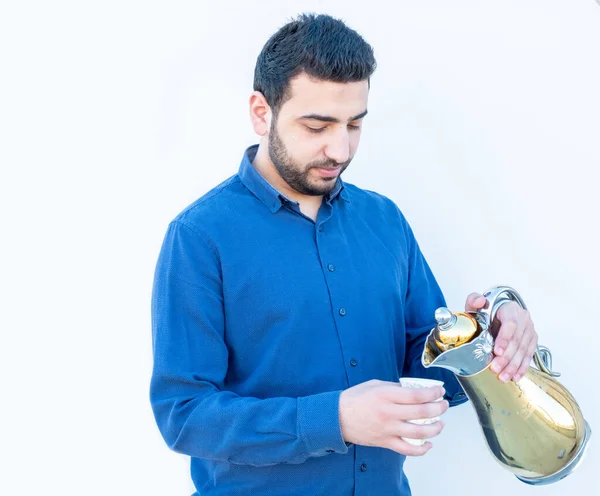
(338, 379, 448, 456)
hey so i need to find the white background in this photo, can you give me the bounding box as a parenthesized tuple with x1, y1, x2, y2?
(1, 1, 599, 495)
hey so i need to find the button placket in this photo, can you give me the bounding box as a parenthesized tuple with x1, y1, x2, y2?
(315, 213, 358, 389)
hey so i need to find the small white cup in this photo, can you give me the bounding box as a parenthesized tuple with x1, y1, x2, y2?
(399, 377, 445, 446)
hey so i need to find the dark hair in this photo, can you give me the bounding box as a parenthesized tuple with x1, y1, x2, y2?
(253, 13, 376, 114)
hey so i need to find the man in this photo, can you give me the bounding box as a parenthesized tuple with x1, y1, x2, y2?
(150, 13, 538, 495)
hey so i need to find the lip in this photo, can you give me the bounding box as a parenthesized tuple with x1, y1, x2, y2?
(314, 166, 341, 178)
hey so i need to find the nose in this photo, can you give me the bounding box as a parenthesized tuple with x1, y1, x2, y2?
(324, 129, 350, 164)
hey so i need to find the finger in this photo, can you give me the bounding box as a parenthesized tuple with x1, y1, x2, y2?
(386, 400, 449, 421)
(391, 385, 446, 404)
(514, 332, 538, 382)
(491, 337, 519, 379)
(490, 318, 523, 377)
(465, 292, 487, 312)
(492, 315, 520, 358)
(497, 323, 534, 382)
(386, 437, 432, 457)
(400, 420, 445, 441)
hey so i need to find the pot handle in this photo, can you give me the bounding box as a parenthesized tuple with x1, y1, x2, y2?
(479, 286, 561, 378)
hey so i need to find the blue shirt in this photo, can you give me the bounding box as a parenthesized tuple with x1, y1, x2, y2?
(150, 145, 467, 495)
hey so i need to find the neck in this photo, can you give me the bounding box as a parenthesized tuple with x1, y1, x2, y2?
(252, 142, 324, 218)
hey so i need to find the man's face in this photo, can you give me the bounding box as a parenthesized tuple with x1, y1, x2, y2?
(267, 73, 369, 196)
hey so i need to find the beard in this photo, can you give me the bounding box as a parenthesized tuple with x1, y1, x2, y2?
(268, 120, 351, 196)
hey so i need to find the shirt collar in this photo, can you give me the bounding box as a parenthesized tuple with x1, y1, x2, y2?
(238, 145, 350, 213)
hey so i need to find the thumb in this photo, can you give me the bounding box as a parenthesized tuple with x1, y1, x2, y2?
(465, 292, 487, 312)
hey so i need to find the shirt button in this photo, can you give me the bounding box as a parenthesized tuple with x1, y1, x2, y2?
(350, 358, 358, 367)
(360, 464, 367, 472)
(339, 308, 346, 316)
(327, 264, 335, 272)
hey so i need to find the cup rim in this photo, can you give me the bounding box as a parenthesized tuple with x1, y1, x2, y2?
(399, 377, 444, 387)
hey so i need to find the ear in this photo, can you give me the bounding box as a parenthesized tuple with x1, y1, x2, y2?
(249, 91, 272, 136)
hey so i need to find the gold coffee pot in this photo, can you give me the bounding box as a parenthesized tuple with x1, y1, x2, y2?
(422, 286, 591, 485)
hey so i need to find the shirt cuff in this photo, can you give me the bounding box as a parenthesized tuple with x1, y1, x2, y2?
(297, 390, 349, 456)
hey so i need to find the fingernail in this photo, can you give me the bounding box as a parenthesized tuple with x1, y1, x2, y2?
(495, 347, 504, 356)
(499, 373, 509, 383)
(514, 374, 522, 382)
(491, 363, 500, 373)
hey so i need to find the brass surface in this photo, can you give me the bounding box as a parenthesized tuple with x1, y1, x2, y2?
(457, 365, 587, 481)
(432, 312, 480, 350)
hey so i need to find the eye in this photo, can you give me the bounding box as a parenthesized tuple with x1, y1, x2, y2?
(348, 123, 361, 131)
(306, 126, 325, 133)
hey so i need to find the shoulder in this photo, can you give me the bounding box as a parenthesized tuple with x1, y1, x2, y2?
(170, 174, 248, 235)
(343, 182, 411, 230)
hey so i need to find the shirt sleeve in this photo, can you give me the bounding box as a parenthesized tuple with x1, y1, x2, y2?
(150, 220, 348, 466)
(400, 219, 468, 407)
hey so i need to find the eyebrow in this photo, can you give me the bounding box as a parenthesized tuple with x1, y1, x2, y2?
(298, 109, 368, 123)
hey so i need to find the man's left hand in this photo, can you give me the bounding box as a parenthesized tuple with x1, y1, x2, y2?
(465, 293, 538, 383)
